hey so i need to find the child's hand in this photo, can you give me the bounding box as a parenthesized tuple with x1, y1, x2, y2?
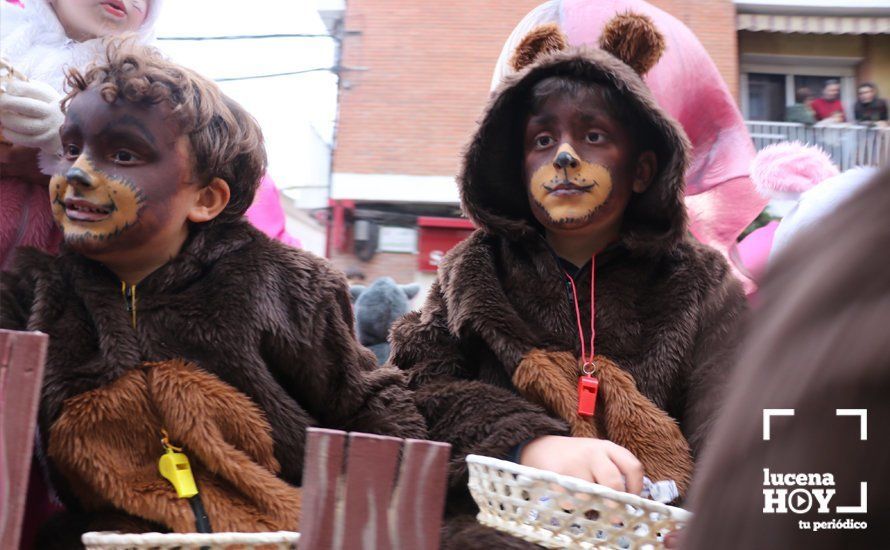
(519, 435, 644, 494)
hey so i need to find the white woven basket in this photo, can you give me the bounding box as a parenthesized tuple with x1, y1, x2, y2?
(82, 530, 300, 549)
(466, 455, 691, 549)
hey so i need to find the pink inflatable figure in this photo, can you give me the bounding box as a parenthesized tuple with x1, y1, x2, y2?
(492, 0, 768, 292)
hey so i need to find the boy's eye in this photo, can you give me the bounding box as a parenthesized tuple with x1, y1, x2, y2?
(534, 135, 554, 148)
(112, 150, 139, 164)
(64, 144, 81, 159)
(585, 132, 603, 144)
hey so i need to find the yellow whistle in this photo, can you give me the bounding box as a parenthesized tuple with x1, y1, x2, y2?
(159, 448, 198, 498)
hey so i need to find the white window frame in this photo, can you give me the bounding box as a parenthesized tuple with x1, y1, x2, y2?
(739, 53, 861, 119)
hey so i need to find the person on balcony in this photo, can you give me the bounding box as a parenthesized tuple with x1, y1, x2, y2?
(810, 79, 847, 123)
(854, 82, 888, 127)
(785, 87, 816, 125)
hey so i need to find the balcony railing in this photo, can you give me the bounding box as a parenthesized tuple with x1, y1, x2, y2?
(745, 121, 890, 172)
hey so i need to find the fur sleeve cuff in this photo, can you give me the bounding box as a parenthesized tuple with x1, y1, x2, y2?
(413, 379, 568, 487)
(343, 367, 428, 440)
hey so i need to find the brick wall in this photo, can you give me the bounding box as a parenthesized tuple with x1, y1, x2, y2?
(333, 0, 740, 179)
(330, 250, 418, 284)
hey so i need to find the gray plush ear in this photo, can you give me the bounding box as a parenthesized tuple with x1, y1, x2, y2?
(400, 283, 421, 300)
(349, 285, 367, 303)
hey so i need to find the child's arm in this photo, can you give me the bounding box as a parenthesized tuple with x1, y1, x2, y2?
(389, 282, 569, 492)
(683, 261, 747, 457)
(264, 254, 427, 440)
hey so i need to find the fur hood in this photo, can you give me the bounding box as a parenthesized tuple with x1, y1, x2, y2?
(460, 30, 690, 255)
(1, 0, 163, 92)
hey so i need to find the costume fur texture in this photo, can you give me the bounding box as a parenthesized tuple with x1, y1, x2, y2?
(597, 12, 665, 75)
(512, 351, 693, 494)
(509, 23, 568, 73)
(49, 359, 301, 532)
(389, 14, 746, 529)
(750, 142, 839, 197)
(1, 220, 427, 535)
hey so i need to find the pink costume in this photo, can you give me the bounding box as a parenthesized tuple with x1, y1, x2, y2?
(741, 141, 876, 284)
(494, 0, 768, 292)
(246, 174, 302, 249)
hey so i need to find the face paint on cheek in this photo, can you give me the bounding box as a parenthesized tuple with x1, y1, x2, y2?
(529, 151, 613, 224)
(50, 156, 144, 246)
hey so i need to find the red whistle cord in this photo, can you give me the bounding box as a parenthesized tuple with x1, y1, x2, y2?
(565, 254, 596, 366)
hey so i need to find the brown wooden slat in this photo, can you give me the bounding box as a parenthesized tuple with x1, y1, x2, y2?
(299, 428, 347, 549)
(0, 330, 49, 550)
(337, 432, 403, 549)
(389, 439, 451, 550)
(300, 429, 452, 549)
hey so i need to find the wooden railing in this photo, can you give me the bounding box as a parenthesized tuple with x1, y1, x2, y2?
(745, 121, 890, 171)
(0, 330, 48, 550)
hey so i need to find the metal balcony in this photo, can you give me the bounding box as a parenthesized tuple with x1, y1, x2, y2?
(746, 121, 890, 171)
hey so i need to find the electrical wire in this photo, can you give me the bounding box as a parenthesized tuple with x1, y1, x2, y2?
(214, 67, 335, 82)
(158, 33, 333, 41)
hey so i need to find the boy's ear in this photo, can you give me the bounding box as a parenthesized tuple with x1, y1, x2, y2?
(510, 23, 568, 72)
(188, 177, 231, 223)
(633, 151, 657, 194)
(598, 12, 666, 76)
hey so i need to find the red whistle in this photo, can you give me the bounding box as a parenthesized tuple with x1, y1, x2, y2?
(578, 375, 599, 417)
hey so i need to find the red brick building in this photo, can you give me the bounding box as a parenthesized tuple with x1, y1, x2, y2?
(327, 0, 740, 286)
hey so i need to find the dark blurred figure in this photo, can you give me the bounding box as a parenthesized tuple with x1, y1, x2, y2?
(785, 87, 816, 124)
(854, 83, 888, 126)
(811, 79, 846, 122)
(345, 266, 367, 283)
(681, 168, 890, 548)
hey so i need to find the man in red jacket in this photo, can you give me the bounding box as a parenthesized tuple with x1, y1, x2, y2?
(811, 79, 847, 122)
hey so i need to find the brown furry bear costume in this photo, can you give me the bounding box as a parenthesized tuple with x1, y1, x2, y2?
(0, 219, 427, 541)
(389, 14, 746, 547)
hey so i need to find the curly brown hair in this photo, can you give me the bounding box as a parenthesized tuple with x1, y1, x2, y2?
(62, 38, 267, 224)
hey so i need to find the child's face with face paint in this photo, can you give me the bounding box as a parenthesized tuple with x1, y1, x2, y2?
(51, 0, 148, 42)
(51, 87, 207, 268)
(523, 86, 654, 239)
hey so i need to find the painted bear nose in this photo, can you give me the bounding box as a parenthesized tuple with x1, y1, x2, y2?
(554, 151, 578, 169)
(66, 167, 94, 189)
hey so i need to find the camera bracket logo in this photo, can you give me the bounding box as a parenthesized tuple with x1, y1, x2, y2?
(761, 409, 868, 531)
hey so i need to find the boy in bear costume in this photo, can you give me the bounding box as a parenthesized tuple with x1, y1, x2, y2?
(0, 41, 426, 542)
(389, 14, 745, 546)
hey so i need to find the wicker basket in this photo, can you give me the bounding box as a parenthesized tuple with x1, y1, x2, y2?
(466, 455, 691, 549)
(81, 530, 300, 549)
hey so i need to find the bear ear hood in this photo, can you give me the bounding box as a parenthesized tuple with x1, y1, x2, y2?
(597, 12, 666, 76)
(509, 22, 568, 73)
(510, 14, 665, 76)
(459, 12, 690, 255)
